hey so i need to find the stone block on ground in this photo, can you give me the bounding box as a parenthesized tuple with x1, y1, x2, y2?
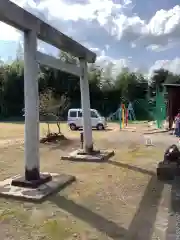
(61, 149, 115, 162)
(0, 173, 75, 202)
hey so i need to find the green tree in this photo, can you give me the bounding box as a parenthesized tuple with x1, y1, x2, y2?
(2, 60, 24, 117)
(149, 68, 169, 96)
(115, 69, 148, 103)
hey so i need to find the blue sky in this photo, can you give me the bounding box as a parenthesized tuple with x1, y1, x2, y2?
(1, 0, 180, 76)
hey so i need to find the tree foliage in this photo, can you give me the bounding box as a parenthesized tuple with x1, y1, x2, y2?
(1, 49, 180, 121)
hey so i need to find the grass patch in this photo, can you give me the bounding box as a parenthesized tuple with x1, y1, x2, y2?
(42, 219, 74, 240)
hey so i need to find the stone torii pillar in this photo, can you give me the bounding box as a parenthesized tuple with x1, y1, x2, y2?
(62, 57, 115, 161)
(79, 58, 93, 153)
(24, 31, 40, 181)
(12, 30, 51, 187)
(24, 30, 40, 181)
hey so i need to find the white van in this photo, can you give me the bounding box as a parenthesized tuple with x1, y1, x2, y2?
(67, 108, 107, 131)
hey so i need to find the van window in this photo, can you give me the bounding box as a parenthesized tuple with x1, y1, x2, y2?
(91, 111, 98, 118)
(78, 111, 82, 117)
(69, 111, 77, 117)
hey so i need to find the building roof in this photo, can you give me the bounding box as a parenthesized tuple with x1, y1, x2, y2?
(0, 0, 96, 63)
(164, 83, 180, 88)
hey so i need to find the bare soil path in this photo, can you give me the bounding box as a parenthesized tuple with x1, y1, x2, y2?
(0, 122, 177, 239)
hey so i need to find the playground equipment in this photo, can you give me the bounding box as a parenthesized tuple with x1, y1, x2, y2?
(155, 86, 166, 129)
(119, 104, 125, 129)
(127, 102, 136, 121)
(120, 102, 136, 129)
(108, 102, 136, 129)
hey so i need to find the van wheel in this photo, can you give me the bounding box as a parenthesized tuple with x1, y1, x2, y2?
(96, 124, 104, 130)
(69, 123, 77, 131)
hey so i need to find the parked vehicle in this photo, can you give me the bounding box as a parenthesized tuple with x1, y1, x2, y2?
(67, 108, 107, 131)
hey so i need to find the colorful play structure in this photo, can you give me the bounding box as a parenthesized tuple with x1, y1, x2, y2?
(109, 102, 136, 129)
(109, 89, 167, 130)
(154, 86, 166, 129)
(118, 102, 136, 129)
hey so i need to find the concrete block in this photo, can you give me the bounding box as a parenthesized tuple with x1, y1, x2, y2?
(0, 173, 75, 202)
(61, 149, 115, 162)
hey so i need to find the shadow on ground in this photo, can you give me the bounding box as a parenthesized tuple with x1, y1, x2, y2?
(108, 160, 156, 177)
(49, 162, 165, 240)
(109, 160, 177, 239)
(126, 176, 164, 240)
(166, 177, 180, 239)
(51, 195, 126, 239)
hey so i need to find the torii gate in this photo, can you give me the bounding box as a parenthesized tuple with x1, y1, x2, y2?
(0, 0, 96, 199)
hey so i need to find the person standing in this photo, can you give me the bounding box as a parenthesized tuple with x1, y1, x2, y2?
(174, 113, 180, 137)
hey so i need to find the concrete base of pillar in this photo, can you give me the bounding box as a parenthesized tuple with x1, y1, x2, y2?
(0, 173, 75, 202)
(61, 149, 115, 162)
(11, 173, 52, 189)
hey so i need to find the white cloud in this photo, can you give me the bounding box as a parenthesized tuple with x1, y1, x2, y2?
(35, 1, 180, 51)
(131, 5, 180, 50)
(149, 58, 180, 75)
(101, 4, 180, 52)
(37, 0, 127, 22)
(146, 44, 159, 51)
(0, 22, 20, 41)
(10, 0, 134, 42)
(6, 0, 180, 52)
(131, 42, 136, 48)
(98, 54, 180, 78)
(4, 0, 130, 52)
(146, 39, 180, 52)
(95, 50, 135, 78)
(147, 6, 180, 36)
(11, 0, 36, 8)
(89, 47, 102, 55)
(2, 0, 180, 76)
(98, 56, 180, 79)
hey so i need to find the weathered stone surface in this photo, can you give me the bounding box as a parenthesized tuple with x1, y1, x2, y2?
(61, 149, 115, 162)
(0, 173, 75, 202)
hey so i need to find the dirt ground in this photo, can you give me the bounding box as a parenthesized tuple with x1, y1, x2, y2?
(0, 122, 178, 240)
